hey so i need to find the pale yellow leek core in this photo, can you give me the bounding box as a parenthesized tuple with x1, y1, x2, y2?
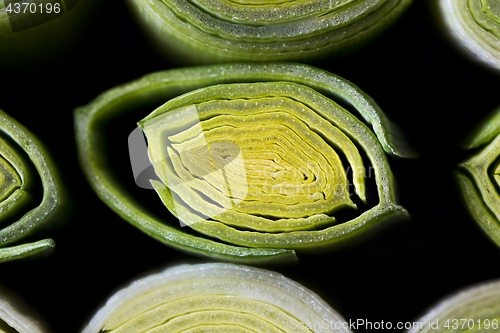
(83, 263, 353, 333)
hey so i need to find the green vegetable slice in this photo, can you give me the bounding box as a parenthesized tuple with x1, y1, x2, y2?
(82, 263, 353, 333)
(436, 0, 500, 73)
(0, 109, 62, 263)
(126, 0, 413, 63)
(406, 279, 500, 333)
(457, 105, 500, 247)
(75, 63, 411, 262)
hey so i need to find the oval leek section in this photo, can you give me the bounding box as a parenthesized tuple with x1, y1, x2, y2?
(75, 63, 411, 262)
(0, 289, 50, 333)
(406, 279, 500, 333)
(83, 263, 352, 333)
(127, 0, 413, 63)
(436, 0, 500, 74)
(457, 105, 500, 247)
(0, 109, 62, 263)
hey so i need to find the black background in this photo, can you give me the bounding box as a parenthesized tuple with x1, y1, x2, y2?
(1, 1, 500, 332)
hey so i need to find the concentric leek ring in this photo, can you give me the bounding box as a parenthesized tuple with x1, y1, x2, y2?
(406, 279, 500, 333)
(0, 0, 94, 64)
(127, 0, 413, 63)
(75, 63, 412, 262)
(83, 263, 352, 333)
(457, 105, 500, 247)
(437, 0, 500, 73)
(0, 109, 62, 263)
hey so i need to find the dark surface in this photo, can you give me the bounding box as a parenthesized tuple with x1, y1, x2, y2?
(1, 1, 500, 332)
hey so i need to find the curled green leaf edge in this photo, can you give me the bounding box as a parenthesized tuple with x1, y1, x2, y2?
(74, 62, 410, 262)
(83, 263, 352, 333)
(457, 105, 500, 248)
(0, 109, 62, 263)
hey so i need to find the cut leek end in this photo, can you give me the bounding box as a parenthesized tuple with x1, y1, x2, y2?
(434, 0, 500, 75)
(457, 104, 500, 248)
(83, 263, 352, 333)
(126, 0, 414, 64)
(456, 170, 500, 248)
(0, 109, 63, 262)
(76, 63, 409, 261)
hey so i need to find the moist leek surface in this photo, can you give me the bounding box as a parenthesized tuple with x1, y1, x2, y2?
(83, 263, 352, 333)
(0, 109, 62, 263)
(437, 0, 500, 73)
(75, 63, 410, 262)
(127, 0, 413, 63)
(457, 105, 500, 247)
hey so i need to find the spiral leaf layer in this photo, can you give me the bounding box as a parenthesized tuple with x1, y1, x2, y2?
(75, 63, 411, 262)
(127, 0, 413, 63)
(458, 105, 500, 247)
(83, 263, 352, 333)
(0, 109, 62, 263)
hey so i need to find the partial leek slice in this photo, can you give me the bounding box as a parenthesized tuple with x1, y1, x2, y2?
(436, 0, 500, 74)
(75, 63, 411, 262)
(0, 288, 50, 333)
(0, 109, 62, 263)
(126, 0, 413, 63)
(406, 279, 500, 333)
(83, 263, 352, 333)
(457, 105, 500, 247)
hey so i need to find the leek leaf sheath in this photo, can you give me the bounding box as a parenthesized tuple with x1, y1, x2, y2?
(75, 63, 411, 262)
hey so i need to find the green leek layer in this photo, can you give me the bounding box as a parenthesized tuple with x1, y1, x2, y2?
(127, 0, 413, 63)
(83, 263, 352, 333)
(0, 109, 62, 263)
(75, 63, 411, 262)
(457, 105, 500, 248)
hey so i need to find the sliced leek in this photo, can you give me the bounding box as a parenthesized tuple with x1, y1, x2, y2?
(83, 263, 352, 333)
(457, 105, 500, 247)
(437, 0, 500, 74)
(75, 63, 411, 262)
(0, 109, 62, 263)
(0, 289, 50, 333)
(127, 0, 413, 63)
(406, 279, 500, 333)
